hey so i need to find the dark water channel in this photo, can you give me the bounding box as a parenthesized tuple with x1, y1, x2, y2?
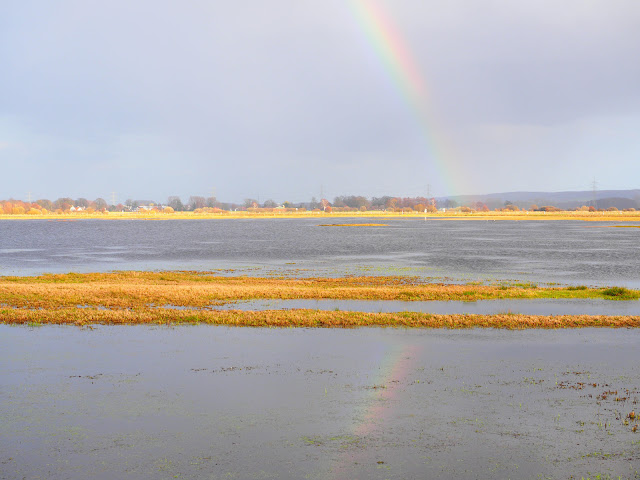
(1, 218, 639, 286)
(1, 325, 639, 479)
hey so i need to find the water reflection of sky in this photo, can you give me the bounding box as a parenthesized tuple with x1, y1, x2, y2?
(2, 326, 639, 479)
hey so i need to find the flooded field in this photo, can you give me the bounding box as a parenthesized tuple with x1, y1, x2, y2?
(2, 219, 639, 478)
(1, 325, 639, 479)
(1, 218, 640, 286)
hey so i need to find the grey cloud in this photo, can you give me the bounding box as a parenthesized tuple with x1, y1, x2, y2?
(1, 0, 639, 200)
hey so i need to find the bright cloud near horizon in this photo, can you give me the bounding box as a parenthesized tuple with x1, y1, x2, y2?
(1, 0, 639, 203)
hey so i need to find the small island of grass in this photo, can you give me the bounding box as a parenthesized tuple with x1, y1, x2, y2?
(1, 272, 638, 328)
(318, 223, 389, 227)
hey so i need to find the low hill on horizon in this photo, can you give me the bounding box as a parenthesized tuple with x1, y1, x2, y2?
(439, 189, 640, 210)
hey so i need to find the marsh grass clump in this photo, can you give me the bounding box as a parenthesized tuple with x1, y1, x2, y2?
(600, 287, 640, 300)
(567, 285, 588, 291)
(398, 291, 421, 300)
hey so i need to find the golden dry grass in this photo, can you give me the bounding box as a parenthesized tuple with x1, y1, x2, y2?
(1, 272, 637, 328)
(318, 223, 389, 227)
(1, 307, 638, 329)
(0, 272, 638, 309)
(0, 271, 638, 316)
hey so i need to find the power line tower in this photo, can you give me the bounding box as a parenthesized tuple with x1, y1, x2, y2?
(111, 192, 117, 206)
(591, 179, 598, 210)
(27, 191, 32, 203)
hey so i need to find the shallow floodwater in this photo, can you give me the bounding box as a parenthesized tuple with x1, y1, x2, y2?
(214, 298, 640, 315)
(1, 325, 639, 479)
(1, 218, 639, 286)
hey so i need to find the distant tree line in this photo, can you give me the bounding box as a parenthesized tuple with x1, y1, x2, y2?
(0, 197, 110, 215)
(0, 195, 637, 215)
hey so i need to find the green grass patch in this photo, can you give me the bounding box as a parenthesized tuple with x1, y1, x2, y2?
(600, 287, 640, 300)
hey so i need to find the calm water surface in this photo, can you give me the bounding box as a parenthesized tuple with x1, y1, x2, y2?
(1, 218, 639, 286)
(1, 325, 639, 479)
(212, 298, 640, 315)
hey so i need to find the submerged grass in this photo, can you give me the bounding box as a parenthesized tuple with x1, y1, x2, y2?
(0, 272, 638, 310)
(1, 307, 638, 329)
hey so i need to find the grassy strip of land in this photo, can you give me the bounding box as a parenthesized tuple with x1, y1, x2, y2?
(318, 223, 389, 227)
(0, 272, 638, 309)
(1, 307, 638, 329)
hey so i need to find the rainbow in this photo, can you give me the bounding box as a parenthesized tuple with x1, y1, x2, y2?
(330, 342, 421, 477)
(347, 0, 463, 196)
(352, 343, 420, 436)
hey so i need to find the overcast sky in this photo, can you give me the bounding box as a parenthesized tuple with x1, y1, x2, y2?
(1, 0, 639, 203)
